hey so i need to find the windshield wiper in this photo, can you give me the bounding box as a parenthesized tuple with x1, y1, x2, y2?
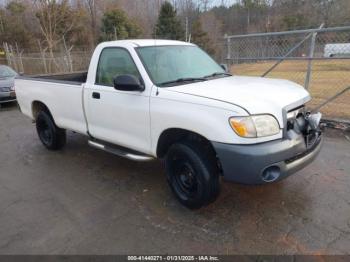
(158, 77, 207, 87)
(203, 72, 232, 79)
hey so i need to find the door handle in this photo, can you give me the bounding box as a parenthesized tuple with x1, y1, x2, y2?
(92, 92, 100, 99)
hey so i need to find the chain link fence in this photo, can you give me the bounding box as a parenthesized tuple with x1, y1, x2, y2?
(224, 26, 350, 121)
(1, 43, 92, 76)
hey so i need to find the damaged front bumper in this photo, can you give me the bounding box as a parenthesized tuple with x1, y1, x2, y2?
(213, 112, 324, 185)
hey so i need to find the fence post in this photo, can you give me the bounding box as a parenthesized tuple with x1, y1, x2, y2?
(15, 42, 24, 74)
(304, 23, 324, 90)
(63, 36, 74, 72)
(3, 42, 11, 67)
(8, 44, 18, 72)
(225, 34, 232, 71)
(38, 40, 48, 74)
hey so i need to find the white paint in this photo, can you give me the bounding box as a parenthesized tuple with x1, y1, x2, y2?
(16, 40, 311, 157)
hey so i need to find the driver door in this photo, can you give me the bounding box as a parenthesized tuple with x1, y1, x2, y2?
(84, 47, 151, 154)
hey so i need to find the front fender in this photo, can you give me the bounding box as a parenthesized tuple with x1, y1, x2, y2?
(150, 91, 282, 156)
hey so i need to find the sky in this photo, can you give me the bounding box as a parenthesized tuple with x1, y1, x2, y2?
(211, 0, 238, 6)
(0, 0, 239, 8)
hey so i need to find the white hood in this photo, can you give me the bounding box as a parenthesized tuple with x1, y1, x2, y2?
(167, 76, 311, 127)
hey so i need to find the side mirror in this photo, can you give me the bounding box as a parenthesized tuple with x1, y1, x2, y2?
(220, 64, 228, 72)
(113, 75, 144, 92)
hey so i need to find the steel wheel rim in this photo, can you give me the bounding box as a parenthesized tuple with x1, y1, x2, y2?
(171, 157, 198, 199)
(38, 118, 53, 146)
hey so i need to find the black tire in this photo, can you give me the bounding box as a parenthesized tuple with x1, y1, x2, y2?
(165, 141, 220, 209)
(36, 111, 66, 150)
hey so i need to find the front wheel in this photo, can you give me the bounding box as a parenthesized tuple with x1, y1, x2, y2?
(165, 142, 220, 209)
(36, 111, 66, 150)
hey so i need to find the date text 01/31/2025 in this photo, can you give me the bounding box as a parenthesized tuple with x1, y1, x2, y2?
(127, 255, 220, 261)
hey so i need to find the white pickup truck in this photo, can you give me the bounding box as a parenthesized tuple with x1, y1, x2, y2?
(16, 40, 323, 209)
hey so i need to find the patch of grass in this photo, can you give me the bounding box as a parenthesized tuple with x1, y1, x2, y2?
(231, 60, 350, 119)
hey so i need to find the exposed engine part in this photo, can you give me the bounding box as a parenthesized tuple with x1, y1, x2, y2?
(306, 112, 322, 131)
(287, 110, 322, 149)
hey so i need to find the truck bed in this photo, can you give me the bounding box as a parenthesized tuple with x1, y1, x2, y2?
(15, 72, 88, 135)
(19, 72, 87, 85)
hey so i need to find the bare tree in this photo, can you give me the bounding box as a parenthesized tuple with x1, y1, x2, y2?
(33, 0, 75, 72)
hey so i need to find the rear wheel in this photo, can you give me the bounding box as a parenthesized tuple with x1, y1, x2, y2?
(165, 141, 220, 209)
(36, 111, 66, 150)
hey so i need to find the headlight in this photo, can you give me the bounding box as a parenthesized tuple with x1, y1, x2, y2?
(10, 85, 15, 91)
(229, 115, 280, 138)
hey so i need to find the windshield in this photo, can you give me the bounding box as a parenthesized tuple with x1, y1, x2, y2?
(0, 66, 17, 78)
(136, 45, 227, 87)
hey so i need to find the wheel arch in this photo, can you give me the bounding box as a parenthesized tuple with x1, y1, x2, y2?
(31, 101, 52, 120)
(156, 128, 218, 160)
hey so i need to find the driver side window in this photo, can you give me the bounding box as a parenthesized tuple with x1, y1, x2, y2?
(96, 48, 140, 87)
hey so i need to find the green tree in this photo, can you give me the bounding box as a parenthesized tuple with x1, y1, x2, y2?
(191, 19, 214, 55)
(100, 9, 142, 41)
(154, 1, 184, 40)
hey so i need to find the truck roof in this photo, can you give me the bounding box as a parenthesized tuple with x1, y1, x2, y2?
(102, 39, 195, 48)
